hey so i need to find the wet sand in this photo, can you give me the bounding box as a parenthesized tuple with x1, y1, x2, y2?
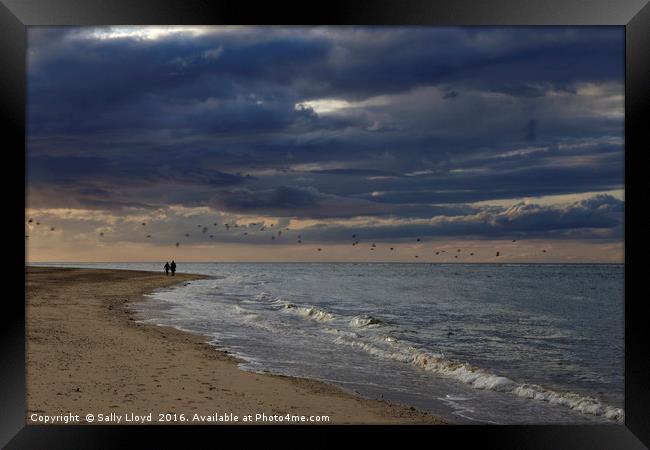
(26, 266, 447, 425)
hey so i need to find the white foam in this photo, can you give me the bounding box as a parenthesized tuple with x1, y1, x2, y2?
(254, 292, 272, 301)
(283, 303, 334, 322)
(229, 286, 624, 423)
(332, 333, 624, 422)
(322, 327, 360, 338)
(349, 315, 384, 327)
(232, 305, 284, 333)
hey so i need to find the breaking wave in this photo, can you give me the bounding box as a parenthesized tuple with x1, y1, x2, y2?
(282, 303, 334, 322)
(349, 315, 385, 327)
(247, 294, 623, 422)
(333, 333, 624, 422)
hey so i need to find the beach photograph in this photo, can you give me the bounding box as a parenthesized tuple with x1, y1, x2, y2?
(25, 26, 624, 425)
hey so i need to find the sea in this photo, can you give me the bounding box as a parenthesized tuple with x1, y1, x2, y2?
(30, 262, 624, 424)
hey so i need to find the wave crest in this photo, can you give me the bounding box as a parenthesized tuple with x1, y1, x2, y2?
(334, 334, 624, 422)
(349, 315, 384, 327)
(283, 303, 334, 322)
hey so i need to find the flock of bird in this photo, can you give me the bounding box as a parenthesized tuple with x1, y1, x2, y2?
(25, 216, 549, 258)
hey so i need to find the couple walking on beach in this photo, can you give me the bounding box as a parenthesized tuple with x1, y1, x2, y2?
(164, 260, 176, 276)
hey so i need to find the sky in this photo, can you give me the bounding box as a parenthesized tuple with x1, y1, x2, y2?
(25, 26, 624, 262)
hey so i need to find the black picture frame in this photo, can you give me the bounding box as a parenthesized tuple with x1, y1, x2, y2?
(2, 0, 648, 448)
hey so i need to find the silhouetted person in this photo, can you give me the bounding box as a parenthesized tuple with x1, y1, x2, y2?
(170, 260, 176, 276)
(164, 262, 170, 276)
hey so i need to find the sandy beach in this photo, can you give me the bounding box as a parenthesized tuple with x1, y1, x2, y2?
(25, 266, 446, 425)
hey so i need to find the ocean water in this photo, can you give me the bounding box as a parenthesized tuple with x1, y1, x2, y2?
(32, 262, 624, 424)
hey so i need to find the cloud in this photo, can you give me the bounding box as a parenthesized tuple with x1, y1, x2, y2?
(524, 119, 537, 141)
(26, 26, 624, 243)
(443, 90, 460, 99)
(292, 194, 623, 242)
(492, 194, 623, 231)
(213, 186, 321, 211)
(209, 185, 405, 219)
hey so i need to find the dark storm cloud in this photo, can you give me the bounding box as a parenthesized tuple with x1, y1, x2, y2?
(443, 90, 460, 99)
(210, 185, 403, 219)
(209, 185, 487, 220)
(28, 155, 109, 183)
(214, 186, 321, 211)
(28, 154, 244, 188)
(350, 159, 623, 206)
(295, 194, 624, 243)
(298, 28, 623, 100)
(75, 198, 156, 210)
(308, 169, 399, 177)
(27, 26, 624, 240)
(524, 119, 537, 141)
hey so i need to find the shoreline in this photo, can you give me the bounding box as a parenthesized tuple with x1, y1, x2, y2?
(26, 266, 448, 425)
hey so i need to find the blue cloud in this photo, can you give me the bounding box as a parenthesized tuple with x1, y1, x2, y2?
(26, 26, 624, 241)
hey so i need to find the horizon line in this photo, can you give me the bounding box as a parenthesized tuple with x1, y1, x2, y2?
(26, 261, 625, 265)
